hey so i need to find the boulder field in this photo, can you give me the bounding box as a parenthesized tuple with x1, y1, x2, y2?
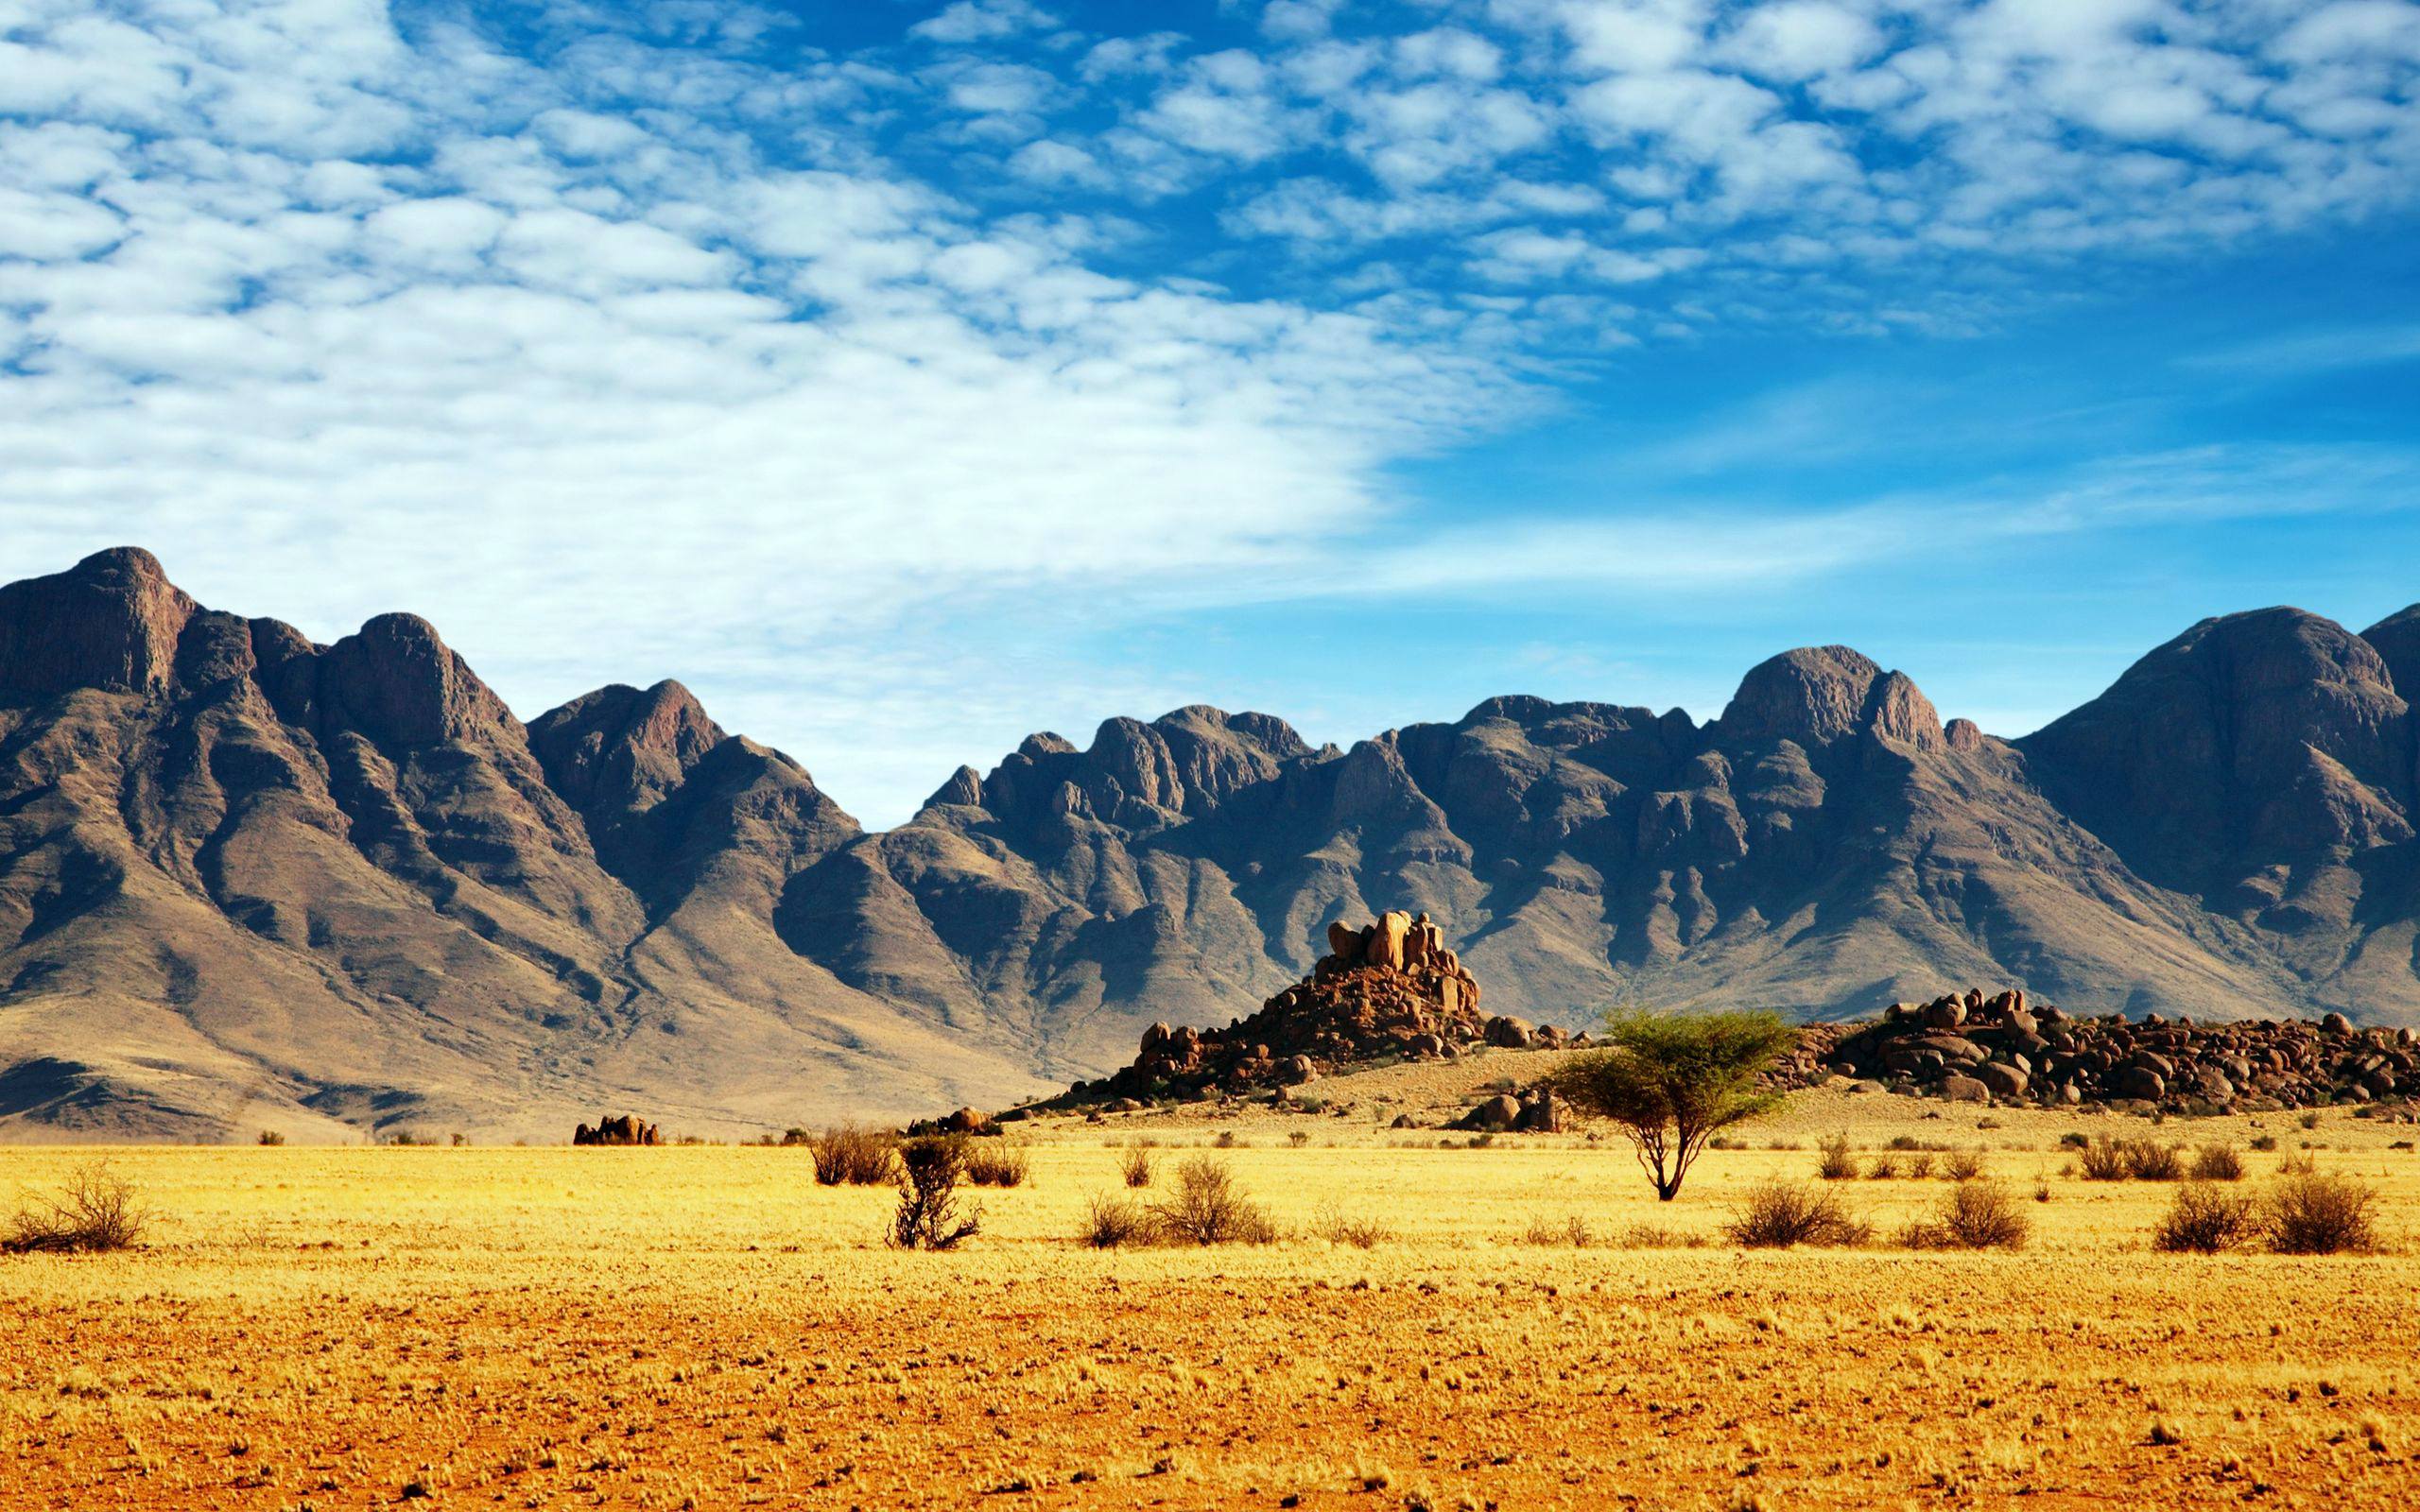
(1795, 988, 2420, 1113)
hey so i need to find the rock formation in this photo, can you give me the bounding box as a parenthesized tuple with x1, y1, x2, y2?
(573, 1114, 661, 1146)
(1805, 988, 2420, 1113)
(1063, 911, 1569, 1103)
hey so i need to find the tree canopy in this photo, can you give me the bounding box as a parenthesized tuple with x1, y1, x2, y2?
(1547, 1008, 1796, 1201)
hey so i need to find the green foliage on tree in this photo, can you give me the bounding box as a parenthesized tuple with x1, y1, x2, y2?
(1546, 1008, 1796, 1201)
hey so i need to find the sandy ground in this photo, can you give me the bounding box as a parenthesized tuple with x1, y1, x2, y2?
(3, 1077, 2417, 1510)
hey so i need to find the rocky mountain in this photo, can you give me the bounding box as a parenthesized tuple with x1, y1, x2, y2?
(2, 547, 2417, 1141)
(0, 549, 1040, 1142)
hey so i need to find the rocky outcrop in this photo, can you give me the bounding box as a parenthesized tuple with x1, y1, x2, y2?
(573, 1113, 660, 1146)
(1061, 911, 1556, 1103)
(1812, 988, 2420, 1112)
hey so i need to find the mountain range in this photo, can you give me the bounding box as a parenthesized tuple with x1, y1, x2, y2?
(3, 546, 2416, 1141)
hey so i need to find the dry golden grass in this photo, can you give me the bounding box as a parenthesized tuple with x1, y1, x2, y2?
(4, 1086, 2419, 1508)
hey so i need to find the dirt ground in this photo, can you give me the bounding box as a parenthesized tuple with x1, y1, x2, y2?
(4, 1079, 2418, 1510)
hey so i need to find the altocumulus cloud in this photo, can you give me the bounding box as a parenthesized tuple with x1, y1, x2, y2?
(0, 0, 2415, 821)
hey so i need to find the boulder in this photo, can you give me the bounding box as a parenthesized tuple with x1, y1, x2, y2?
(1364, 910, 1412, 971)
(1484, 1015, 1534, 1049)
(1938, 1074, 1990, 1103)
(1457, 1094, 1521, 1131)
(1975, 1062, 2029, 1100)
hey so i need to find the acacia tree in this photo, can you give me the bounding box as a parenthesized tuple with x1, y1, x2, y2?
(1546, 1008, 1795, 1201)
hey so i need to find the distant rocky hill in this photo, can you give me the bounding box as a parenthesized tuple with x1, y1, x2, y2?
(3, 546, 2417, 1141)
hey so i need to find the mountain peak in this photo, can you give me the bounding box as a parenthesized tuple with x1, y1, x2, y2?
(2362, 603, 2420, 700)
(1718, 645, 1884, 747)
(320, 610, 514, 747)
(0, 544, 196, 697)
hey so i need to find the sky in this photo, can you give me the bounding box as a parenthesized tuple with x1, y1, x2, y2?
(3, 0, 2418, 827)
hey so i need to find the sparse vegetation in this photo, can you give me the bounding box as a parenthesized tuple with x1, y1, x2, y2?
(1516, 1213, 1593, 1247)
(888, 1137, 981, 1250)
(1723, 1180, 1870, 1248)
(1896, 1181, 2029, 1250)
(1545, 1007, 1794, 1201)
(1941, 1148, 1984, 1181)
(2152, 1182, 2259, 1253)
(1150, 1156, 1277, 1246)
(256, 1130, 285, 1147)
(2190, 1144, 2245, 1181)
(2, 1163, 147, 1255)
(1078, 1193, 1153, 1248)
(962, 1142, 1030, 1188)
(1815, 1132, 1857, 1179)
(1119, 1144, 1154, 1188)
(2127, 1141, 2185, 1181)
(808, 1125, 898, 1186)
(2262, 1172, 2377, 1255)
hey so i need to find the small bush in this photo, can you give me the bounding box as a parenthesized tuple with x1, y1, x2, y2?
(2189, 1144, 2244, 1181)
(1905, 1152, 1934, 1179)
(1119, 1145, 1154, 1188)
(1616, 1222, 1708, 1249)
(888, 1137, 981, 1250)
(1815, 1133, 1857, 1180)
(2249, 1133, 2277, 1151)
(2078, 1135, 2130, 1180)
(1288, 1130, 1310, 1148)
(1941, 1149, 1984, 1182)
(2, 1164, 147, 1255)
(256, 1130, 285, 1147)
(1151, 1156, 1276, 1246)
(2277, 1150, 2318, 1176)
(1212, 1130, 1239, 1149)
(1079, 1193, 1153, 1248)
(2152, 1182, 2259, 1253)
(2059, 1131, 2091, 1150)
(962, 1143, 1029, 1188)
(1315, 1206, 1392, 1249)
(1865, 1155, 1898, 1179)
(1897, 1182, 2029, 1250)
(2127, 1141, 2185, 1181)
(1518, 1214, 1593, 1247)
(809, 1125, 898, 1186)
(1723, 1180, 1870, 1248)
(2262, 1173, 2377, 1255)
(2298, 1111, 2321, 1131)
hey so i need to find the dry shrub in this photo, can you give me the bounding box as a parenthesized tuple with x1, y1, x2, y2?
(1723, 1180, 1870, 1248)
(1315, 1206, 1392, 1249)
(2126, 1141, 2185, 1181)
(1904, 1152, 1934, 1179)
(2261, 1172, 2377, 1255)
(1897, 1181, 2029, 1250)
(1865, 1154, 1898, 1179)
(1119, 1145, 1154, 1189)
(1616, 1222, 1708, 1249)
(1079, 1194, 1153, 1248)
(2152, 1182, 2259, 1253)
(809, 1125, 897, 1187)
(3, 1163, 147, 1255)
(1518, 1214, 1593, 1247)
(889, 1137, 981, 1250)
(1815, 1132, 1857, 1180)
(1150, 1156, 1276, 1246)
(256, 1130, 285, 1147)
(1941, 1148, 1984, 1182)
(2190, 1144, 2245, 1181)
(962, 1143, 1029, 1188)
(2079, 1135, 2132, 1181)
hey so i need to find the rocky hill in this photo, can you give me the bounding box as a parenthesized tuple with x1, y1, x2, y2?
(3, 546, 2418, 1141)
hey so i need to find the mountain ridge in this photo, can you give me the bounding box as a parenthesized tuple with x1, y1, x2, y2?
(3, 546, 2416, 1141)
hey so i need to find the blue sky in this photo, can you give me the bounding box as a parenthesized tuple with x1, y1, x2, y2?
(4, 0, 2418, 825)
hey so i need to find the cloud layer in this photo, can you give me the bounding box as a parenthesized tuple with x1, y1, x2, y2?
(3, 0, 2416, 821)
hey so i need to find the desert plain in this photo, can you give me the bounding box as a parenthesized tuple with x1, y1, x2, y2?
(4, 1072, 2418, 1512)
